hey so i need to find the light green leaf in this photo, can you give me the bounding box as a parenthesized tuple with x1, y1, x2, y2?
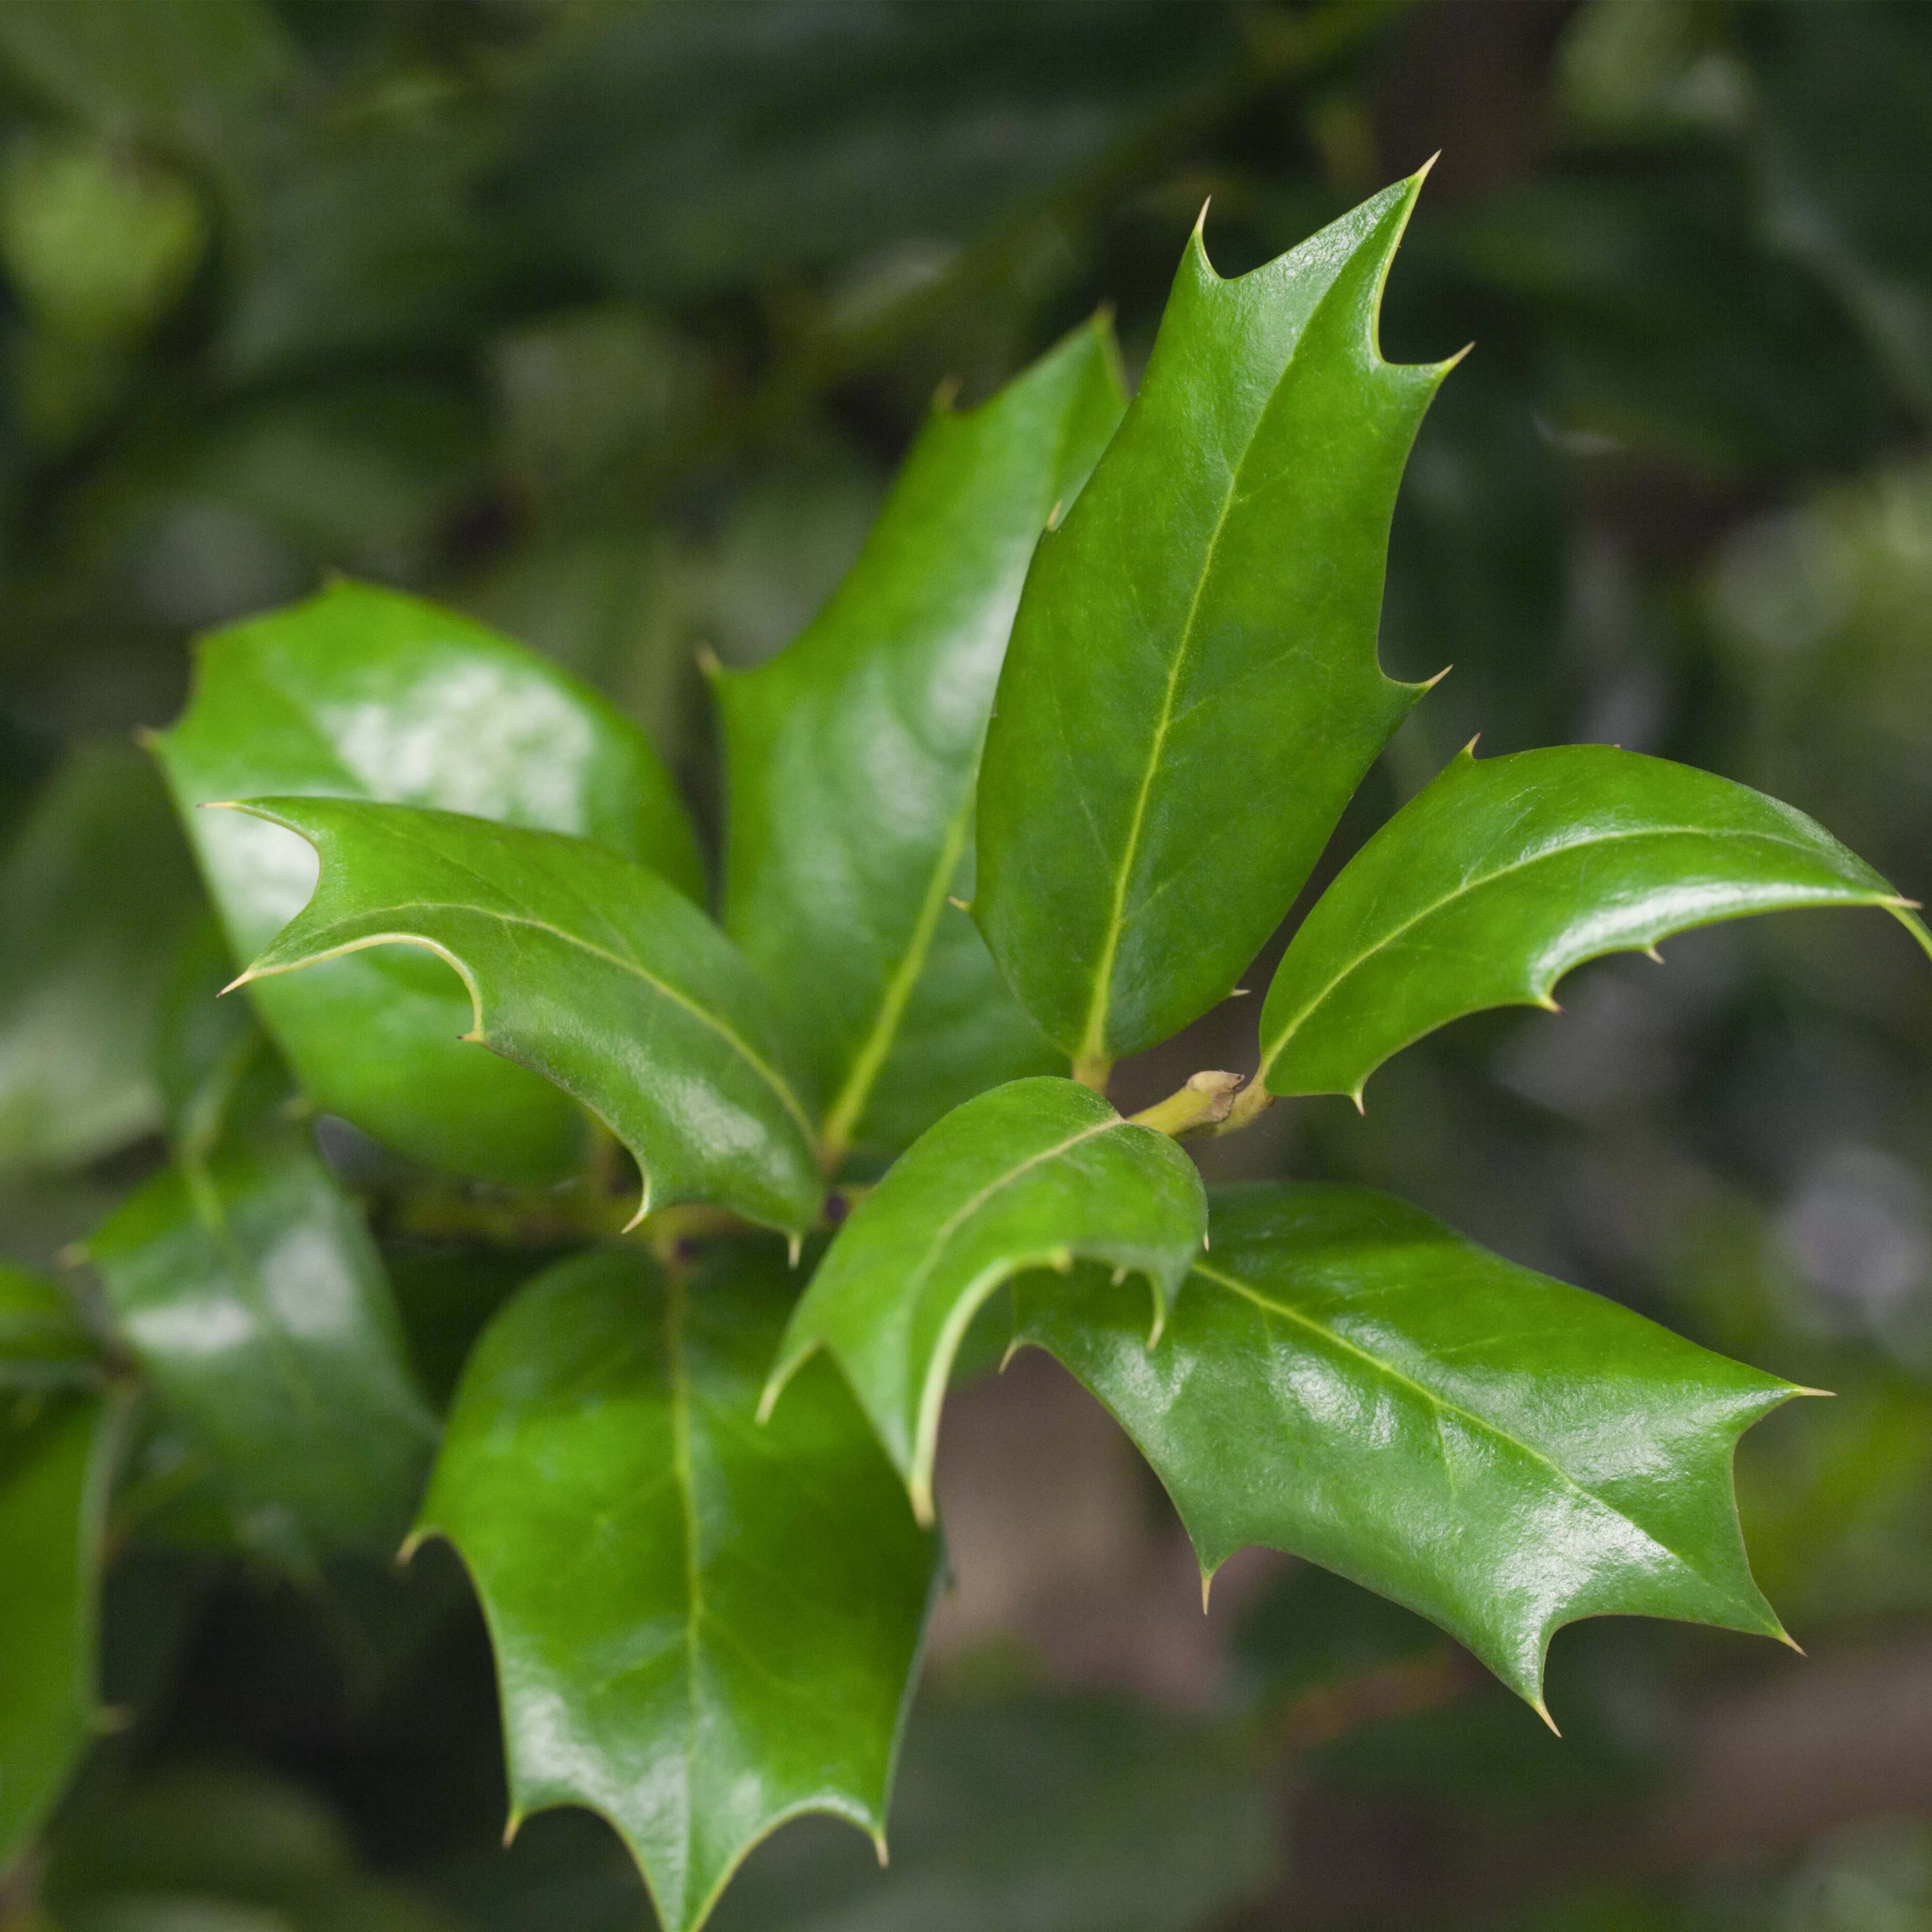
(89, 1131, 436, 1564)
(974, 169, 1454, 1079)
(155, 578, 704, 1184)
(0, 1265, 96, 1394)
(0, 742, 204, 1176)
(765, 1077, 1206, 1523)
(225, 797, 824, 1236)
(0, 1389, 120, 1870)
(1015, 1183, 1801, 1714)
(418, 1244, 935, 1932)
(1258, 744, 1932, 1104)
(718, 321, 1124, 1164)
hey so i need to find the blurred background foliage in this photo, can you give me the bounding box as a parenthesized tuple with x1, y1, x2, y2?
(3, 0, 1932, 1927)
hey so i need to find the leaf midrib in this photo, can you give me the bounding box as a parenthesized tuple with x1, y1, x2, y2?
(1259, 819, 1880, 1079)
(1193, 1256, 1729, 1602)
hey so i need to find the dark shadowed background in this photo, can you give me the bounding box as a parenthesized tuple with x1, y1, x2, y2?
(3, 2, 1931, 1927)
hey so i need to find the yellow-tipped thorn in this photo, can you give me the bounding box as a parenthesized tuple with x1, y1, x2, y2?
(694, 643, 722, 680)
(1051, 1246, 1073, 1273)
(1421, 662, 1453, 692)
(1350, 1089, 1367, 1116)
(947, 895, 970, 912)
(1533, 1699, 1561, 1738)
(219, 969, 256, 997)
(1415, 149, 1442, 186)
(1643, 946, 1665, 964)
(1442, 340, 1476, 375)
(503, 1811, 523, 1849)
(1111, 1265, 1128, 1286)
(787, 1233, 803, 1268)
(1200, 1570, 1214, 1614)
(873, 1832, 891, 1870)
(397, 1528, 426, 1566)
(1228, 986, 1250, 998)
(1192, 194, 1213, 240)
(998, 1338, 1024, 1374)
(931, 373, 962, 415)
(1461, 733, 1483, 758)
(619, 1181, 652, 1235)
(910, 1478, 935, 1530)
(132, 724, 161, 751)
(1777, 1628, 1807, 1657)
(755, 1379, 781, 1426)
(1789, 1384, 1836, 1399)
(1045, 497, 1065, 532)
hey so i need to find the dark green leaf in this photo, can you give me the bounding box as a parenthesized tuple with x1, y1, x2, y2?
(1016, 1183, 1800, 1714)
(418, 1244, 935, 1932)
(89, 1133, 436, 1563)
(0, 1265, 96, 1393)
(0, 1389, 119, 1870)
(227, 797, 824, 1237)
(975, 171, 1454, 1078)
(155, 579, 704, 1185)
(710, 1696, 1273, 1932)
(0, 742, 204, 1175)
(766, 1077, 1205, 1523)
(718, 321, 1124, 1164)
(1258, 744, 1931, 1105)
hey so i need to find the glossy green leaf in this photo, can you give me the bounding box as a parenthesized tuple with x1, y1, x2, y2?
(226, 797, 824, 1236)
(718, 321, 1124, 1164)
(974, 169, 1454, 1077)
(0, 1389, 119, 1870)
(0, 742, 204, 1175)
(1015, 1183, 1799, 1713)
(89, 1131, 436, 1563)
(155, 578, 704, 1185)
(1259, 744, 1932, 1104)
(0, 1265, 95, 1393)
(419, 1244, 935, 1932)
(766, 1077, 1206, 1523)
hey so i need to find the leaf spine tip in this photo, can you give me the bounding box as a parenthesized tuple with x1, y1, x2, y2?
(1790, 1384, 1835, 1399)
(787, 1233, 803, 1267)
(1200, 1570, 1214, 1614)
(931, 373, 961, 415)
(1414, 149, 1442, 187)
(218, 970, 255, 996)
(1532, 1699, 1560, 1738)
(1441, 340, 1476, 375)
(754, 1379, 781, 1425)
(131, 724, 161, 751)
(1201, 1231, 1210, 1251)
(1350, 1088, 1366, 1115)
(1228, 986, 1250, 997)
(998, 1338, 1023, 1374)
(1045, 496, 1065, 531)
(1111, 1265, 1127, 1285)
(502, 1810, 523, 1848)
(1777, 1629, 1807, 1657)
(1460, 733, 1482, 757)
(911, 1477, 936, 1529)
(619, 1176, 652, 1234)
(1644, 946, 1665, 964)
(1421, 663, 1453, 692)
(396, 1528, 425, 1566)
(873, 1833, 890, 1870)
(947, 895, 970, 912)
(694, 643, 722, 679)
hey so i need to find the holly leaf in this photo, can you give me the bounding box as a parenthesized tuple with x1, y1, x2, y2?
(0, 742, 203, 1176)
(225, 797, 824, 1236)
(0, 1389, 120, 1870)
(417, 1243, 935, 1932)
(1258, 744, 1932, 1104)
(765, 1077, 1206, 1523)
(974, 169, 1454, 1080)
(718, 320, 1124, 1165)
(89, 1132, 436, 1565)
(155, 578, 704, 1185)
(1015, 1183, 1801, 1714)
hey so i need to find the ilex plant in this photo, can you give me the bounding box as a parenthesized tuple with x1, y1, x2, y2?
(6, 168, 1928, 1930)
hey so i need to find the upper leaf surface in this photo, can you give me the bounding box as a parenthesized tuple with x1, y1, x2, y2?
(90, 1131, 436, 1563)
(1260, 744, 1932, 1102)
(1015, 1183, 1798, 1711)
(155, 578, 704, 1184)
(974, 171, 1453, 1073)
(0, 742, 203, 1176)
(229, 797, 824, 1236)
(0, 1390, 117, 1870)
(767, 1076, 1207, 1523)
(719, 322, 1124, 1163)
(420, 1243, 936, 1932)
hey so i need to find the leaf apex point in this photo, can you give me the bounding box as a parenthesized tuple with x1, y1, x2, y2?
(131, 723, 161, 751)
(1442, 340, 1476, 373)
(947, 895, 971, 912)
(694, 643, 723, 680)
(1414, 149, 1443, 186)
(910, 1479, 936, 1529)
(1461, 733, 1482, 756)
(1790, 1383, 1835, 1399)
(873, 1831, 890, 1870)
(396, 1528, 426, 1566)
(931, 372, 962, 415)
(787, 1233, 804, 1268)
(1532, 1699, 1560, 1738)
(218, 969, 256, 996)
(1350, 1088, 1366, 1115)
(998, 1338, 1024, 1374)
